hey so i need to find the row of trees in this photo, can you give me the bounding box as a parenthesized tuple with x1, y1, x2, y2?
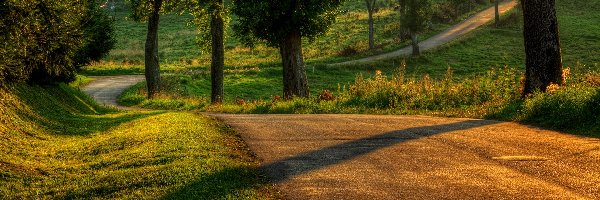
(134, 0, 563, 101)
(1, 0, 561, 102)
(132, 0, 345, 101)
(0, 0, 115, 85)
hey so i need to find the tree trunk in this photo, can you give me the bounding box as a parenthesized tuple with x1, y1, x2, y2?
(494, 0, 500, 27)
(410, 32, 420, 56)
(366, 0, 376, 50)
(144, 0, 162, 99)
(210, 0, 224, 104)
(280, 31, 309, 99)
(522, 0, 563, 96)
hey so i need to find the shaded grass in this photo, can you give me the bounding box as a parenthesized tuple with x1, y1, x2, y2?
(0, 84, 276, 199)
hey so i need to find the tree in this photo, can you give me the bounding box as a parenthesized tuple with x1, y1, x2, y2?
(398, 0, 432, 56)
(74, 0, 117, 68)
(129, 0, 164, 99)
(365, 0, 377, 50)
(1, 0, 86, 85)
(209, 0, 224, 103)
(494, 0, 499, 27)
(521, 0, 563, 96)
(232, 0, 345, 99)
(189, 0, 225, 104)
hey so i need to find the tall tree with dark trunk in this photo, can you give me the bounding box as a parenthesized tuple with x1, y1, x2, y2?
(494, 0, 500, 27)
(209, 0, 224, 103)
(144, 0, 162, 99)
(232, 0, 344, 99)
(365, 0, 377, 50)
(521, 0, 563, 96)
(398, 0, 432, 56)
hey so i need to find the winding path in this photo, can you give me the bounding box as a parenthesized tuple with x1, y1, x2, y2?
(330, 0, 518, 66)
(81, 75, 144, 110)
(81, 77, 600, 199)
(79, 2, 600, 198)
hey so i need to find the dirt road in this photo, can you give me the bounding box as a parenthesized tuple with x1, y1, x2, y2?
(212, 114, 600, 199)
(81, 75, 144, 110)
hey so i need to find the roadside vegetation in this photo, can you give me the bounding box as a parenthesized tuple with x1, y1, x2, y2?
(0, 84, 276, 199)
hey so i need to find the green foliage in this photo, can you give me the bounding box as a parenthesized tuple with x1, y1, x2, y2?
(398, 0, 433, 34)
(74, 0, 117, 68)
(0, 84, 276, 199)
(0, 0, 86, 84)
(519, 86, 600, 132)
(232, 0, 345, 47)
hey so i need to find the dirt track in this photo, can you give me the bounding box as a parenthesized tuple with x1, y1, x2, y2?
(212, 114, 600, 199)
(81, 75, 144, 110)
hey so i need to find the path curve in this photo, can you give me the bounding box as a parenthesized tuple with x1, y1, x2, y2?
(330, 0, 518, 66)
(82, 75, 145, 110)
(211, 114, 600, 199)
(81, 77, 600, 199)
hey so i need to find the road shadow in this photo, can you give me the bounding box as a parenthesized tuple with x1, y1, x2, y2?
(163, 119, 498, 199)
(261, 119, 498, 183)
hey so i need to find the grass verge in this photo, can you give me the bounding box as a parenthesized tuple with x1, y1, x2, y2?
(0, 84, 277, 199)
(119, 67, 600, 137)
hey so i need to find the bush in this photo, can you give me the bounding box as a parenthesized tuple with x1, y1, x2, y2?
(0, 0, 87, 85)
(342, 67, 521, 111)
(74, 0, 116, 68)
(520, 86, 600, 130)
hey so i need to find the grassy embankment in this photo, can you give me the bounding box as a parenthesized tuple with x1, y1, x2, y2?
(0, 83, 276, 199)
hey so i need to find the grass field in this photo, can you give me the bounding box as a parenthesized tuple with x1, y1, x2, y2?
(0, 84, 276, 199)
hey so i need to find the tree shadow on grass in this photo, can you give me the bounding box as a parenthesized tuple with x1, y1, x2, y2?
(14, 84, 165, 136)
(164, 119, 498, 199)
(161, 166, 271, 200)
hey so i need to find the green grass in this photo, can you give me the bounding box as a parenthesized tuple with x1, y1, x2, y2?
(366, 1, 600, 77)
(89, 0, 599, 137)
(0, 84, 277, 199)
(113, 1, 600, 103)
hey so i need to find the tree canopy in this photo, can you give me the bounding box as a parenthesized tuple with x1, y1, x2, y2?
(232, 0, 345, 47)
(1, 0, 86, 84)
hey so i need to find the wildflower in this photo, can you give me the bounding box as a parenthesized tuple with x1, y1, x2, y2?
(546, 83, 560, 93)
(562, 67, 571, 84)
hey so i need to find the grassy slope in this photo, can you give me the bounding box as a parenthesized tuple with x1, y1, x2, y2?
(0, 84, 275, 199)
(385, 0, 600, 77)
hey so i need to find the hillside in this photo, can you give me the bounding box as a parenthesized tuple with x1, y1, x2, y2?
(0, 84, 275, 199)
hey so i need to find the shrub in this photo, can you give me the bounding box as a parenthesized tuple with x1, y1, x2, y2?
(520, 86, 600, 130)
(0, 0, 86, 85)
(337, 46, 359, 57)
(342, 66, 521, 111)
